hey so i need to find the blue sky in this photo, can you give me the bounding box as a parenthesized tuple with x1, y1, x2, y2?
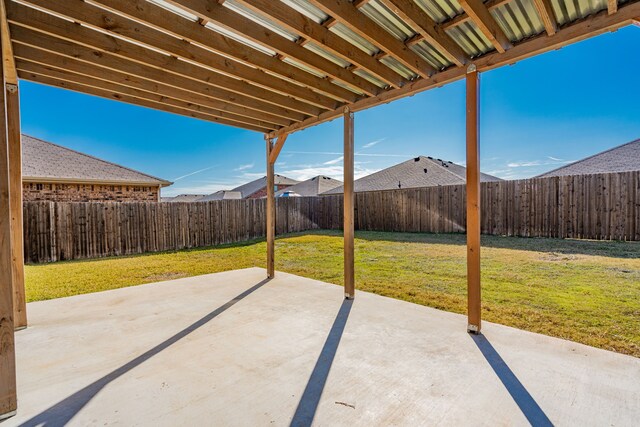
(19, 26, 640, 197)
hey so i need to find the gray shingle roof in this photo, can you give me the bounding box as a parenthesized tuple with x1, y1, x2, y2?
(323, 156, 501, 195)
(162, 194, 207, 203)
(199, 190, 242, 201)
(22, 135, 172, 186)
(536, 138, 640, 178)
(231, 174, 299, 198)
(275, 175, 342, 197)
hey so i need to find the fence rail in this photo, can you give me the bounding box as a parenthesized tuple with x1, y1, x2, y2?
(23, 171, 640, 263)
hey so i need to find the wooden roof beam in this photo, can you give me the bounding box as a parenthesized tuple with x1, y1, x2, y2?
(21, 72, 273, 133)
(608, 0, 618, 15)
(90, 0, 348, 107)
(306, 0, 436, 78)
(233, 0, 408, 89)
(16, 60, 281, 131)
(458, 0, 512, 53)
(269, 1, 640, 138)
(19, 0, 342, 110)
(164, 0, 381, 96)
(6, 5, 322, 119)
(13, 44, 295, 127)
(532, 0, 558, 36)
(380, 0, 469, 66)
(9, 24, 312, 123)
(0, 0, 16, 84)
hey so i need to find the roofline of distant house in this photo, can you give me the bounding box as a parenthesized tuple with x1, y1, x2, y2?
(534, 137, 640, 178)
(23, 134, 173, 187)
(22, 176, 173, 187)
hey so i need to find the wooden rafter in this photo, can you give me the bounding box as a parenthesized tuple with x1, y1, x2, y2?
(609, 0, 618, 14)
(306, 0, 436, 78)
(268, 133, 288, 165)
(20, 71, 273, 133)
(17, 62, 280, 131)
(11, 24, 317, 120)
(15, 58, 288, 130)
(0, 0, 15, 84)
(380, 0, 469, 66)
(18, 0, 341, 110)
(90, 0, 347, 107)
(164, 0, 381, 96)
(458, 0, 512, 53)
(268, 1, 640, 138)
(532, 0, 558, 36)
(233, 0, 407, 89)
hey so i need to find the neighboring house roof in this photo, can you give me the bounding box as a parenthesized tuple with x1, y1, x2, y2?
(199, 190, 242, 201)
(536, 138, 640, 178)
(231, 174, 299, 198)
(324, 156, 502, 195)
(22, 135, 172, 187)
(275, 175, 342, 197)
(161, 194, 206, 203)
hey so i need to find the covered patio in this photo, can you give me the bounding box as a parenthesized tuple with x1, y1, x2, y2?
(7, 268, 640, 425)
(1, 0, 639, 422)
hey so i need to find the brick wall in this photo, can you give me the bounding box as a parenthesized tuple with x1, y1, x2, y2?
(248, 184, 293, 199)
(22, 182, 160, 202)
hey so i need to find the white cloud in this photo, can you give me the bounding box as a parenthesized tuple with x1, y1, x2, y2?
(234, 163, 254, 171)
(324, 156, 344, 165)
(361, 138, 385, 149)
(172, 165, 217, 181)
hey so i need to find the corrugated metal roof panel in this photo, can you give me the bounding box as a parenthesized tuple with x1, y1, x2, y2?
(353, 68, 388, 88)
(446, 21, 493, 57)
(281, 0, 328, 23)
(551, 0, 608, 25)
(223, 0, 299, 41)
(330, 22, 380, 56)
(411, 39, 453, 69)
(414, 0, 464, 22)
(304, 42, 352, 68)
(491, 0, 544, 42)
(359, 0, 416, 41)
(379, 56, 417, 80)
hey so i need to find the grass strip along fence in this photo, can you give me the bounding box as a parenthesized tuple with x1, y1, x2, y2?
(24, 170, 640, 263)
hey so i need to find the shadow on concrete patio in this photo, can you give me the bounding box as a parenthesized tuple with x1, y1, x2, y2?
(290, 298, 353, 427)
(470, 333, 553, 426)
(14, 278, 271, 427)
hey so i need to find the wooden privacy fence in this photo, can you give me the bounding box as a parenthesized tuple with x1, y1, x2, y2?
(23, 171, 640, 263)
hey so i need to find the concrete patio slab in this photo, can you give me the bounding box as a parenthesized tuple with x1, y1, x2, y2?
(5, 268, 640, 426)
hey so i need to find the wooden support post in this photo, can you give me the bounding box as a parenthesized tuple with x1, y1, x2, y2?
(0, 26, 17, 418)
(343, 107, 355, 299)
(466, 65, 481, 333)
(266, 136, 275, 278)
(6, 84, 25, 330)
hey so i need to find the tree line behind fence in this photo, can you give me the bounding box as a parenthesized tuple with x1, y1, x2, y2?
(23, 170, 640, 263)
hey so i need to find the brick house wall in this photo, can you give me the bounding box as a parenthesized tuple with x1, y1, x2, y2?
(248, 184, 293, 199)
(22, 182, 160, 202)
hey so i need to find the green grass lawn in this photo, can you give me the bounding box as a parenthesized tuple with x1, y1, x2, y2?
(25, 230, 640, 357)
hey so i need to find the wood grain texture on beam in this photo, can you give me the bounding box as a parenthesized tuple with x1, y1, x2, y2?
(234, 0, 407, 89)
(19, 0, 339, 111)
(268, 134, 288, 165)
(0, 16, 17, 415)
(0, 0, 15, 84)
(5, 85, 25, 330)
(14, 44, 295, 127)
(609, 0, 618, 14)
(306, 0, 436, 78)
(165, 0, 381, 96)
(265, 137, 275, 278)
(19, 71, 273, 133)
(90, 0, 342, 109)
(380, 0, 468, 66)
(458, 0, 512, 53)
(465, 67, 481, 332)
(7, 11, 319, 119)
(532, 0, 558, 36)
(16, 60, 282, 130)
(268, 1, 639, 138)
(343, 107, 355, 299)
